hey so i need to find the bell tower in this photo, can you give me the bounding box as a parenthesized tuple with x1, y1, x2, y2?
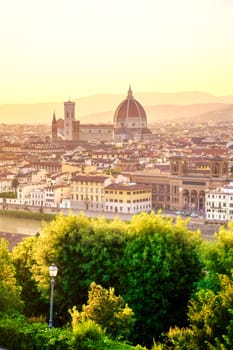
(64, 100, 75, 141)
(209, 156, 228, 178)
(169, 156, 187, 176)
(52, 112, 57, 141)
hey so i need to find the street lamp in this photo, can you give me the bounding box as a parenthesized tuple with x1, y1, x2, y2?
(48, 263, 58, 329)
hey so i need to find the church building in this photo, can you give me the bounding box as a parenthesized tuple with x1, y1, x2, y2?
(113, 86, 152, 141)
(51, 87, 151, 143)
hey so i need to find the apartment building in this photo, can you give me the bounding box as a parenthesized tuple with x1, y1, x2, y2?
(104, 182, 152, 214)
(44, 185, 70, 208)
(70, 174, 111, 211)
(205, 183, 233, 222)
(17, 183, 47, 205)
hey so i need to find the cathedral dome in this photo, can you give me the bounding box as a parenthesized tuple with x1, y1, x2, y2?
(113, 86, 147, 128)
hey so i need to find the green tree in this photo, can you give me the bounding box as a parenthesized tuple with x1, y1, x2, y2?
(70, 282, 135, 340)
(0, 238, 23, 315)
(165, 224, 233, 350)
(120, 212, 203, 346)
(169, 273, 233, 349)
(12, 235, 47, 316)
(11, 176, 19, 193)
(197, 223, 233, 293)
(30, 214, 128, 323)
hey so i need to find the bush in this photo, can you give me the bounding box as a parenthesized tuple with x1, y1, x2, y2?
(0, 192, 16, 198)
(0, 314, 139, 350)
(70, 282, 135, 340)
(0, 315, 74, 350)
(73, 319, 105, 350)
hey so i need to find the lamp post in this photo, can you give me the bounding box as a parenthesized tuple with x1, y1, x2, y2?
(48, 263, 58, 329)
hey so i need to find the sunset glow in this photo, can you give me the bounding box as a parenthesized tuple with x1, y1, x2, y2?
(1, 0, 233, 104)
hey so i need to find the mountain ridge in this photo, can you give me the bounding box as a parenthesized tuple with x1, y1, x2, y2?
(1, 91, 233, 124)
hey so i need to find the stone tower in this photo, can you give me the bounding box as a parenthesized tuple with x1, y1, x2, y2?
(64, 100, 75, 141)
(169, 155, 187, 176)
(52, 112, 57, 141)
(209, 156, 229, 178)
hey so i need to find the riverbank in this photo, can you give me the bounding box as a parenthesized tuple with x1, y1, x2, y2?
(0, 209, 55, 221)
(0, 208, 222, 251)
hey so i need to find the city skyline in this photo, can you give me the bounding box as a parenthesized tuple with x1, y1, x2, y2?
(1, 0, 233, 108)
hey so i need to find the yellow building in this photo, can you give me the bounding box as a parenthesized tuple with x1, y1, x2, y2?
(104, 183, 152, 214)
(70, 174, 111, 211)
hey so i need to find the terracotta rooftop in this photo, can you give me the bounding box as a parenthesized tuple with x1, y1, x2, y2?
(105, 183, 151, 191)
(72, 175, 109, 183)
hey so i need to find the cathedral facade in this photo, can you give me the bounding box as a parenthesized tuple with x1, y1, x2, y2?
(51, 87, 151, 143)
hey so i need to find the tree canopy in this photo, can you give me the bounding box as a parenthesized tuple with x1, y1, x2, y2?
(12, 212, 204, 346)
(0, 238, 23, 314)
(120, 213, 203, 345)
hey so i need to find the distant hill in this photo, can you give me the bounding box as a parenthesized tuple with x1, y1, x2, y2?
(145, 103, 231, 122)
(194, 104, 233, 123)
(1, 91, 233, 124)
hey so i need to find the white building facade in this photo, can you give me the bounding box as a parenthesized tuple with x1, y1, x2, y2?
(205, 183, 233, 222)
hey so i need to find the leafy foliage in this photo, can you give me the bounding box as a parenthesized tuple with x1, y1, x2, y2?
(0, 238, 23, 315)
(11, 176, 19, 193)
(165, 274, 233, 349)
(0, 314, 139, 350)
(11, 212, 204, 346)
(164, 223, 233, 349)
(199, 225, 233, 291)
(72, 318, 105, 350)
(70, 282, 135, 340)
(0, 191, 16, 198)
(12, 235, 47, 316)
(120, 213, 203, 346)
(187, 274, 233, 349)
(30, 214, 128, 323)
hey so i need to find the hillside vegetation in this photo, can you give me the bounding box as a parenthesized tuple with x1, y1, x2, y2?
(0, 212, 233, 348)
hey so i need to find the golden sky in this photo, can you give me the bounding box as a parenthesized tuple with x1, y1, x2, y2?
(1, 0, 233, 103)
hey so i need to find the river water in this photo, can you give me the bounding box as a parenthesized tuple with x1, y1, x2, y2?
(0, 216, 44, 235)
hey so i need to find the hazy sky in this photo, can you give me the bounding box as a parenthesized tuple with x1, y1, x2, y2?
(1, 0, 233, 103)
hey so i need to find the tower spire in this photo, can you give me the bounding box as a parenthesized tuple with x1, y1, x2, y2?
(52, 110, 56, 123)
(128, 85, 133, 98)
(52, 111, 57, 141)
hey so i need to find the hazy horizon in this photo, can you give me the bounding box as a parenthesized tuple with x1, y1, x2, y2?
(0, 89, 233, 106)
(0, 90, 233, 125)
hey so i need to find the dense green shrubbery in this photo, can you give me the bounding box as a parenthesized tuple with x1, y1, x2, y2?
(0, 192, 16, 198)
(0, 239, 23, 315)
(0, 314, 139, 350)
(0, 315, 76, 350)
(70, 282, 135, 340)
(72, 318, 105, 350)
